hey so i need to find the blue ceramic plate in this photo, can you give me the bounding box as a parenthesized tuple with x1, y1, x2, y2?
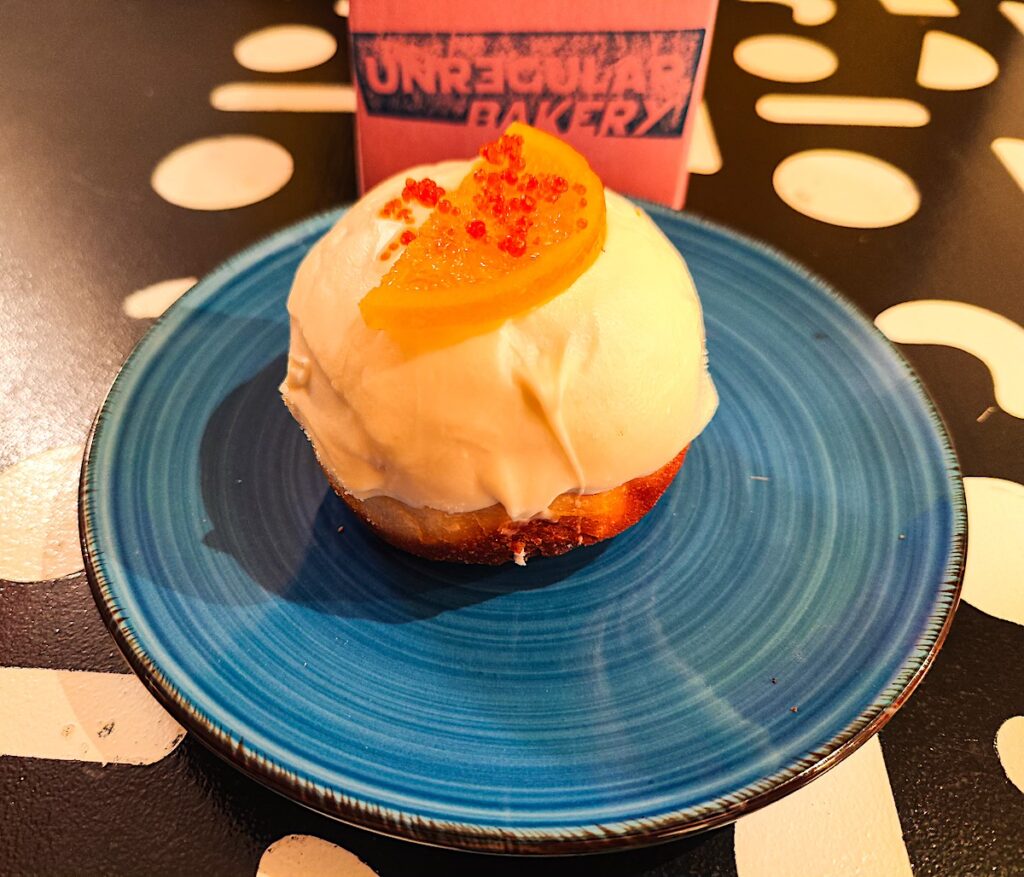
(81, 207, 964, 854)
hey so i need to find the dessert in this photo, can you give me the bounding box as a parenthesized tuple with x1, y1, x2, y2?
(281, 124, 717, 565)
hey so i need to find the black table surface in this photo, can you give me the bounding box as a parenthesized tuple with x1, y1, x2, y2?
(2, 2, 1023, 875)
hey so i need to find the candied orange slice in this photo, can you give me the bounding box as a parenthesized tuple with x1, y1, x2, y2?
(359, 122, 607, 338)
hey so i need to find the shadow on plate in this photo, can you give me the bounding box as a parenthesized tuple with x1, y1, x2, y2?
(198, 355, 608, 622)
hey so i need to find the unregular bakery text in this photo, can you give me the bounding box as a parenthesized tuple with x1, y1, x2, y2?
(351, 30, 706, 138)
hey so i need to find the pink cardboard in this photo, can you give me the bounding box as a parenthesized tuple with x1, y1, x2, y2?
(348, 0, 718, 209)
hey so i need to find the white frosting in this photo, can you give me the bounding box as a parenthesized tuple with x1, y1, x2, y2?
(282, 160, 717, 520)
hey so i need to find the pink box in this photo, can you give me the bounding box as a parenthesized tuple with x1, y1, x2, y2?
(348, 0, 718, 209)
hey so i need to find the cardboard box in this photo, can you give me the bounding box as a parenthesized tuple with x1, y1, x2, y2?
(348, 0, 718, 208)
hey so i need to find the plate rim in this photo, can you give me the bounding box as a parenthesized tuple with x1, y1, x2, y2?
(79, 203, 967, 855)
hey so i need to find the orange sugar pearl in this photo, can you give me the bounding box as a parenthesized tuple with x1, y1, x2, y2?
(401, 177, 445, 208)
(360, 123, 606, 333)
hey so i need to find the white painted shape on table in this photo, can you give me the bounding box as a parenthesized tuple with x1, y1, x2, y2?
(774, 149, 920, 228)
(234, 25, 337, 73)
(738, 0, 836, 26)
(151, 135, 293, 211)
(878, 0, 958, 16)
(122, 276, 197, 319)
(756, 95, 930, 127)
(996, 716, 1024, 794)
(688, 102, 722, 175)
(1001, 1, 1024, 35)
(875, 300, 1024, 418)
(257, 835, 377, 877)
(735, 735, 912, 877)
(961, 478, 1024, 626)
(734, 34, 838, 83)
(993, 137, 1024, 193)
(0, 668, 185, 764)
(0, 445, 83, 582)
(917, 31, 999, 90)
(211, 83, 356, 113)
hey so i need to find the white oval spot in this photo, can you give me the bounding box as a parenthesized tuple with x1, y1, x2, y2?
(993, 137, 1024, 193)
(210, 83, 356, 114)
(738, 0, 836, 26)
(756, 95, 930, 127)
(234, 24, 337, 74)
(735, 736, 912, 877)
(878, 0, 958, 15)
(774, 149, 920, 228)
(334, 0, 351, 16)
(0, 668, 185, 764)
(151, 136, 293, 211)
(917, 31, 999, 90)
(734, 35, 838, 83)
(960, 478, 1024, 625)
(1001, 1, 1024, 34)
(997, 716, 1024, 794)
(258, 835, 377, 877)
(0, 445, 83, 582)
(123, 276, 197, 319)
(875, 300, 1024, 418)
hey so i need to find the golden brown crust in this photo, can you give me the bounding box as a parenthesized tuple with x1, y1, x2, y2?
(333, 449, 687, 565)
(283, 388, 684, 564)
